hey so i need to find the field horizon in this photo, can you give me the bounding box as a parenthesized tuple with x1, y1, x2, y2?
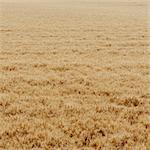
(0, 0, 150, 149)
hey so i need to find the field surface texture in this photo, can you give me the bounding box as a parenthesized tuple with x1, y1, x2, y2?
(0, 0, 150, 149)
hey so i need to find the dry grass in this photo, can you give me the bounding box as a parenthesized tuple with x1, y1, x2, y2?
(0, 0, 150, 149)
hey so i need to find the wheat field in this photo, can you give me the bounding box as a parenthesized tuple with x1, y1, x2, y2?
(0, 0, 150, 149)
